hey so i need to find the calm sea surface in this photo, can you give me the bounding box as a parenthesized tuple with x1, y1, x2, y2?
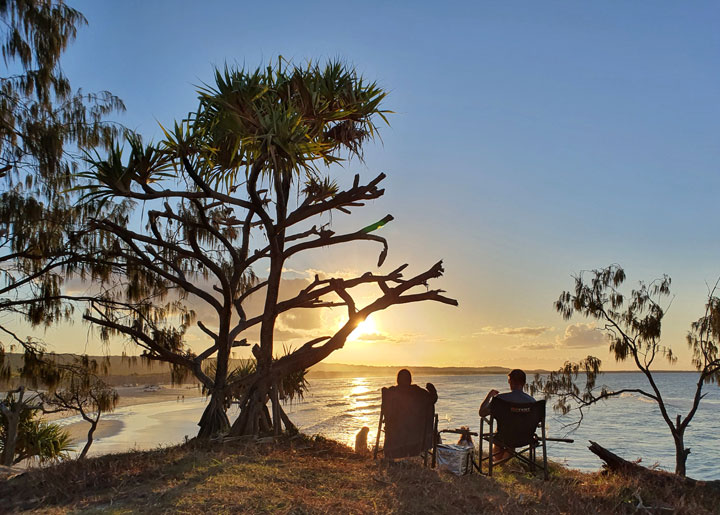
(57, 372, 720, 480)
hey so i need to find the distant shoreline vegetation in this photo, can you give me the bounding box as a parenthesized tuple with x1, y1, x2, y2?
(1, 354, 698, 384)
(304, 364, 697, 378)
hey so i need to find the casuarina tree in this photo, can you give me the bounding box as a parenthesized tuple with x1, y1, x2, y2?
(40, 354, 118, 459)
(531, 264, 720, 476)
(0, 0, 123, 368)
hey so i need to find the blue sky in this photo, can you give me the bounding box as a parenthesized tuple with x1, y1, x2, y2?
(51, 0, 720, 369)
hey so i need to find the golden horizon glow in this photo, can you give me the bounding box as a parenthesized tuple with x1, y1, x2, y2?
(347, 316, 379, 342)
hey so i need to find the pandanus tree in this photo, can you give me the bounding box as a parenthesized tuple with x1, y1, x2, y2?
(531, 265, 720, 476)
(78, 60, 457, 438)
(0, 386, 73, 465)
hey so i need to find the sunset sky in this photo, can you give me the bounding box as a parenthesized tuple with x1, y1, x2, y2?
(24, 1, 720, 371)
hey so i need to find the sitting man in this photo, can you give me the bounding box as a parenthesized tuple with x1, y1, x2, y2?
(382, 369, 438, 459)
(390, 369, 438, 404)
(478, 368, 535, 459)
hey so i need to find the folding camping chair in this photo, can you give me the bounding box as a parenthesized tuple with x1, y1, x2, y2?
(373, 386, 438, 467)
(478, 398, 551, 479)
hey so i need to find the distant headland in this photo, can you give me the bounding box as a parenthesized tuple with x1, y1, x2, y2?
(2, 354, 689, 385)
(2, 353, 546, 384)
(304, 363, 549, 378)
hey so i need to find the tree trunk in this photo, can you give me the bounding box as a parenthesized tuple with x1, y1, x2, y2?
(78, 419, 98, 459)
(228, 378, 285, 437)
(588, 440, 720, 492)
(197, 340, 232, 439)
(673, 429, 689, 477)
(0, 409, 19, 466)
(228, 375, 303, 437)
(271, 382, 281, 436)
(278, 403, 297, 433)
(228, 331, 356, 437)
(197, 389, 230, 439)
(0, 389, 23, 467)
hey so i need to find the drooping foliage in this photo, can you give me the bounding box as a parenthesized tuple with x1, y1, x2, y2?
(531, 265, 720, 476)
(0, 0, 123, 189)
(0, 0, 124, 385)
(41, 355, 118, 459)
(0, 3, 124, 466)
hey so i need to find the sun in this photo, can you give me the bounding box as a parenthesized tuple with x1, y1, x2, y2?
(348, 317, 379, 341)
(331, 315, 382, 342)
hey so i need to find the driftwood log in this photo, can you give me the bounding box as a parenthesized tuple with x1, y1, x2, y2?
(588, 440, 647, 475)
(588, 441, 720, 490)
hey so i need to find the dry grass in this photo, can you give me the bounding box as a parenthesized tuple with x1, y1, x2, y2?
(1, 436, 719, 514)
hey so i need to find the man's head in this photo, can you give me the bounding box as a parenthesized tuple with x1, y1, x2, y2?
(397, 368, 412, 387)
(507, 369, 526, 390)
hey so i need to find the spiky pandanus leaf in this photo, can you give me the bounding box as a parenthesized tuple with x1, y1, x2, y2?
(0, 393, 72, 464)
(192, 59, 390, 190)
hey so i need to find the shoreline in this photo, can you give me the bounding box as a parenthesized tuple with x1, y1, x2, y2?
(64, 419, 125, 445)
(44, 383, 204, 422)
(54, 384, 204, 446)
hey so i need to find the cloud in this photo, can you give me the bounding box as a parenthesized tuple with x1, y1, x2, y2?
(277, 310, 322, 332)
(279, 267, 308, 277)
(557, 323, 606, 348)
(273, 327, 309, 341)
(353, 332, 417, 344)
(508, 342, 557, 351)
(304, 268, 364, 281)
(355, 332, 390, 341)
(476, 326, 552, 337)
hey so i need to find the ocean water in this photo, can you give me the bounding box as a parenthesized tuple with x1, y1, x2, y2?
(57, 372, 720, 480)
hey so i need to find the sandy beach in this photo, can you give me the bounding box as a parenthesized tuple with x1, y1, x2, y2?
(111, 384, 204, 409)
(64, 419, 125, 444)
(51, 384, 204, 444)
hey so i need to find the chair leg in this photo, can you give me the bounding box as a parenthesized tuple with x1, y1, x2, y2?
(530, 444, 536, 473)
(479, 419, 484, 474)
(541, 421, 548, 480)
(431, 414, 438, 468)
(488, 419, 494, 477)
(373, 409, 384, 460)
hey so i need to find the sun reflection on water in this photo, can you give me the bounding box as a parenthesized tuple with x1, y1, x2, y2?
(342, 378, 378, 447)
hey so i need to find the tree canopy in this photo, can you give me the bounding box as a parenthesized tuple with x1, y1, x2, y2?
(0, 0, 124, 462)
(531, 265, 720, 476)
(77, 59, 457, 437)
(0, 0, 123, 367)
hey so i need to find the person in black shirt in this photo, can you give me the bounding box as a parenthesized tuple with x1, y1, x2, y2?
(382, 369, 438, 459)
(478, 369, 534, 417)
(388, 369, 438, 403)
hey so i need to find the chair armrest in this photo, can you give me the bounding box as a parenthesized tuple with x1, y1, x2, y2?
(439, 428, 479, 436)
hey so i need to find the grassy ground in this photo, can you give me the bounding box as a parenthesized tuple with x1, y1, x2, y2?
(1, 436, 719, 514)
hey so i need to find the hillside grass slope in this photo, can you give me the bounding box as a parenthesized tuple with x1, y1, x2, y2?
(1, 436, 718, 514)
